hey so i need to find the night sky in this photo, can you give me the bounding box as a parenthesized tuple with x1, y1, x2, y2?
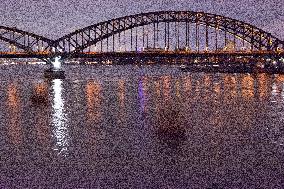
(0, 0, 283, 40)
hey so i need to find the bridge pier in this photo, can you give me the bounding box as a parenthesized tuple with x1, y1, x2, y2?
(44, 56, 65, 79)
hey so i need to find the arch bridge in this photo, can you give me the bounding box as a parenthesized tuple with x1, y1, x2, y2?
(0, 11, 283, 61)
(0, 26, 54, 55)
(54, 11, 284, 56)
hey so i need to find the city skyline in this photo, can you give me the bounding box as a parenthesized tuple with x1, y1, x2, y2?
(0, 0, 283, 40)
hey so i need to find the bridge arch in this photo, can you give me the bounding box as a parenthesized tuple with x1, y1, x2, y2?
(55, 11, 284, 54)
(0, 26, 54, 53)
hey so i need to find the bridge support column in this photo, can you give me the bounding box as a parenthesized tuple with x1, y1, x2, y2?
(44, 56, 65, 79)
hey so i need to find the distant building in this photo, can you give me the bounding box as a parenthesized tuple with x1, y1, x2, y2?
(223, 40, 235, 51)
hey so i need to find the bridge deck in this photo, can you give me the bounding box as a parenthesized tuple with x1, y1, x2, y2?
(0, 51, 283, 59)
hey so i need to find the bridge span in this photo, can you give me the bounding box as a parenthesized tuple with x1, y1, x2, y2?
(0, 10, 284, 75)
(0, 51, 283, 59)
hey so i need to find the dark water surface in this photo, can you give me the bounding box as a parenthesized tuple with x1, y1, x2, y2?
(0, 64, 284, 188)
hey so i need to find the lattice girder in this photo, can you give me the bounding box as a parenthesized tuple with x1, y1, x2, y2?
(0, 26, 54, 53)
(54, 11, 284, 53)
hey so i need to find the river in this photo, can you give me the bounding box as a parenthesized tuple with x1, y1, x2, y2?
(0, 64, 284, 188)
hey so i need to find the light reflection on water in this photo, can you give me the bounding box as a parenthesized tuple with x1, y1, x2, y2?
(6, 83, 22, 147)
(51, 79, 69, 155)
(85, 80, 102, 124)
(1, 65, 284, 187)
(282, 83, 284, 102)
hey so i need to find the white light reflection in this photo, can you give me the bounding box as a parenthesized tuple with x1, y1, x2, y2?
(52, 79, 69, 156)
(271, 83, 278, 103)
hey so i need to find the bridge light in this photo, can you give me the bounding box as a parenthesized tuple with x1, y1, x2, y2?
(52, 56, 62, 70)
(277, 47, 282, 52)
(269, 39, 273, 45)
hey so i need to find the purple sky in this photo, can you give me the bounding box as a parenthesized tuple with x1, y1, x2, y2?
(0, 0, 283, 40)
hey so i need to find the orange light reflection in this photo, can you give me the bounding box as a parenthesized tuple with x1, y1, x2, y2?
(7, 83, 22, 147)
(86, 81, 102, 123)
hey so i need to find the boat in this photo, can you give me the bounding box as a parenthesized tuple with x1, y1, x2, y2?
(44, 68, 65, 79)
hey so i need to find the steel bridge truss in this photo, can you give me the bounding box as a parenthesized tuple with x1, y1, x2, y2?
(54, 11, 284, 54)
(0, 26, 54, 53)
(0, 11, 283, 57)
